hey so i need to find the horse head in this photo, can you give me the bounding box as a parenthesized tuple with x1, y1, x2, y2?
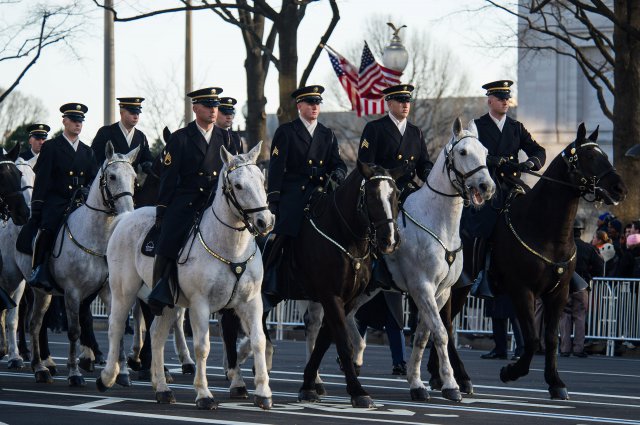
(356, 161, 402, 255)
(563, 123, 627, 205)
(0, 144, 29, 225)
(15, 156, 36, 205)
(445, 117, 495, 207)
(219, 141, 274, 236)
(91, 141, 139, 215)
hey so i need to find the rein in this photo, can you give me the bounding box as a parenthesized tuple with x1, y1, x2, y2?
(85, 158, 135, 216)
(218, 162, 268, 236)
(401, 208, 462, 267)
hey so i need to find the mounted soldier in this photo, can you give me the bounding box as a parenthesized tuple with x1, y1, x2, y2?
(148, 87, 231, 316)
(20, 124, 49, 160)
(215, 96, 243, 155)
(462, 80, 546, 298)
(263, 85, 347, 304)
(27, 103, 99, 292)
(355, 83, 433, 341)
(91, 97, 154, 176)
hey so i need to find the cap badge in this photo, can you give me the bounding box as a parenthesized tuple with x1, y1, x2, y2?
(136, 98, 140, 102)
(211, 89, 217, 94)
(313, 86, 319, 93)
(404, 85, 408, 91)
(76, 105, 82, 110)
(39, 125, 44, 129)
(503, 81, 509, 86)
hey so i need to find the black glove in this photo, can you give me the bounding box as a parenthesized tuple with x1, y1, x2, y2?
(518, 160, 535, 172)
(268, 201, 279, 215)
(79, 187, 90, 199)
(29, 208, 42, 226)
(140, 161, 153, 175)
(330, 169, 346, 186)
(486, 155, 509, 168)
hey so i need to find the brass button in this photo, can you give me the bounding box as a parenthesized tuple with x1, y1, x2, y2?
(309, 176, 312, 180)
(213, 171, 217, 176)
(513, 172, 517, 176)
(301, 185, 305, 191)
(410, 156, 414, 160)
(500, 172, 505, 177)
(319, 160, 323, 165)
(397, 154, 403, 160)
(198, 172, 203, 176)
(69, 171, 74, 176)
(308, 159, 313, 165)
(80, 171, 84, 176)
(319, 176, 324, 181)
(510, 156, 514, 160)
(68, 185, 72, 189)
(199, 187, 203, 192)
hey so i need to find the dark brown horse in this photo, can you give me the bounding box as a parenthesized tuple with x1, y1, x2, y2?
(428, 123, 627, 399)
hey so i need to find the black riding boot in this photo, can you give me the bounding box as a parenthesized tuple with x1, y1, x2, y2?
(569, 272, 589, 293)
(147, 255, 176, 316)
(27, 229, 54, 292)
(471, 239, 494, 300)
(0, 286, 16, 312)
(262, 235, 287, 311)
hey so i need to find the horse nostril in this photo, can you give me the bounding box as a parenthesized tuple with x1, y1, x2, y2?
(479, 183, 487, 192)
(257, 218, 266, 230)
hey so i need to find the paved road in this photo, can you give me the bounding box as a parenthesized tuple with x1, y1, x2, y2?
(1, 330, 639, 425)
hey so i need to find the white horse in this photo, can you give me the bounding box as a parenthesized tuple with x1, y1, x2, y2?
(344, 118, 495, 401)
(0, 156, 37, 369)
(14, 143, 139, 385)
(98, 143, 275, 410)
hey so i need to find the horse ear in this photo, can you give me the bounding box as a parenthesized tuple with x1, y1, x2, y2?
(588, 125, 600, 142)
(452, 117, 463, 138)
(105, 140, 115, 161)
(357, 160, 374, 179)
(467, 119, 479, 138)
(576, 123, 586, 144)
(6, 143, 20, 162)
(163, 127, 171, 144)
(219, 145, 234, 166)
(126, 145, 141, 164)
(389, 164, 408, 181)
(246, 141, 262, 164)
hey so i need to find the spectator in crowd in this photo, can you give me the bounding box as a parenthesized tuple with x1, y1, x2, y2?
(607, 219, 623, 275)
(615, 234, 640, 278)
(560, 220, 604, 357)
(597, 212, 613, 233)
(592, 230, 617, 275)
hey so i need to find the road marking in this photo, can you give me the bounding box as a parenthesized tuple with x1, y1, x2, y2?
(70, 398, 126, 409)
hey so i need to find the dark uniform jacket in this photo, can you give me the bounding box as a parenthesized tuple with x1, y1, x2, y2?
(92, 122, 153, 169)
(575, 237, 604, 281)
(461, 113, 546, 238)
(156, 122, 241, 259)
(31, 134, 98, 232)
(19, 149, 35, 161)
(267, 118, 346, 237)
(357, 114, 432, 189)
(216, 126, 243, 155)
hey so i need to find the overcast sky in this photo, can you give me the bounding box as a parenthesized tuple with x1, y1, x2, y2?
(0, 0, 517, 141)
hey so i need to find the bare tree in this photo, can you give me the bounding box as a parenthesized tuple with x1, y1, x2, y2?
(482, 0, 640, 221)
(0, 1, 83, 104)
(0, 88, 47, 143)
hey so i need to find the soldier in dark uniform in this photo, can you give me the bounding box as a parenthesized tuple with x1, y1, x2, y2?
(263, 85, 347, 302)
(148, 87, 228, 316)
(91, 97, 153, 171)
(20, 124, 50, 160)
(356, 84, 433, 342)
(215, 96, 243, 154)
(27, 103, 98, 292)
(464, 80, 546, 298)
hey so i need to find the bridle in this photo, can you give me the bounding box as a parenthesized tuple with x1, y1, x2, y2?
(426, 135, 487, 205)
(213, 161, 268, 237)
(85, 158, 135, 216)
(0, 160, 29, 222)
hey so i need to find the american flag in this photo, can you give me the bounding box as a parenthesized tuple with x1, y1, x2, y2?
(327, 50, 361, 115)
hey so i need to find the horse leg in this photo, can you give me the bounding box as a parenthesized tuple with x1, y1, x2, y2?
(499, 290, 537, 383)
(78, 294, 99, 372)
(304, 301, 327, 394)
(345, 291, 377, 375)
(173, 307, 195, 374)
(6, 283, 25, 369)
(127, 299, 144, 370)
(185, 301, 216, 410)
(30, 291, 53, 383)
(542, 291, 569, 399)
(97, 281, 138, 392)
(18, 285, 33, 361)
(137, 300, 157, 381)
(151, 309, 177, 404)
(409, 285, 461, 402)
(64, 293, 85, 387)
(40, 310, 56, 375)
(220, 308, 244, 393)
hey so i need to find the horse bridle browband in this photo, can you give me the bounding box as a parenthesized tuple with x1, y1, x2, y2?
(85, 158, 135, 216)
(426, 135, 487, 204)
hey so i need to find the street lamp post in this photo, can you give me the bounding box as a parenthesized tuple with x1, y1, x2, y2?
(382, 23, 409, 73)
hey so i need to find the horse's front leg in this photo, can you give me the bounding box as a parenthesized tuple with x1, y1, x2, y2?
(188, 300, 217, 410)
(150, 308, 178, 404)
(236, 295, 273, 410)
(65, 292, 85, 387)
(410, 283, 461, 402)
(345, 291, 378, 375)
(542, 290, 569, 400)
(30, 291, 53, 383)
(7, 282, 26, 369)
(220, 308, 246, 398)
(303, 301, 326, 393)
(173, 307, 195, 374)
(127, 299, 144, 370)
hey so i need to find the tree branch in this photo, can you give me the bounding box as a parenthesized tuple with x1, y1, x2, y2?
(91, 0, 254, 22)
(299, 0, 339, 87)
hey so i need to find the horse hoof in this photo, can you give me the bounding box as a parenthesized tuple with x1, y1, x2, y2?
(95, 354, 106, 365)
(298, 389, 321, 402)
(314, 383, 327, 396)
(48, 366, 58, 376)
(181, 363, 196, 375)
(351, 395, 375, 408)
(155, 391, 176, 404)
(78, 358, 95, 373)
(549, 386, 569, 400)
(458, 380, 474, 395)
(165, 370, 174, 384)
(254, 395, 272, 410)
(442, 388, 462, 402)
(8, 359, 25, 369)
(137, 369, 150, 381)
(196, 397, 218, 410)
(116, 373, 132, 387)
(230, 386, 249, 399)
(354, 364, 361, 377)
(96, 377, 109, 392)
(127, 356, 141, 371)
(429, 377, 443, 391)
(34, 370, 54, 384)
(22, 353, 31, 362)
(500, 366, 512, 383)
(410, 387, 430, 401)
(68, 375, 86, 387)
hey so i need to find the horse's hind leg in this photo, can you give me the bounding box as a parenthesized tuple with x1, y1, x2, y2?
(30, 291, 53, 383)
(78, 294, 99, 372)
(185, 301, 216, 409)
(18, 285, 33, 361)
(304, 301, 326, 394)
(542, 290, 569, 399)
(128, 299, 144, 370)
(173, 307, 195, 374)
(220, 308, 246, 398)
(65, 293, 85, 387)
(499, 290, 537, 384)
(235, 296, 272, 410)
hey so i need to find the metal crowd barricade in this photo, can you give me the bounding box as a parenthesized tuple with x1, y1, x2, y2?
(90, 278, 640, 355)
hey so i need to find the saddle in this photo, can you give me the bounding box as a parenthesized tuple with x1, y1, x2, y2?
(262, 234, 310, 310)
(141, 225, 160, 257)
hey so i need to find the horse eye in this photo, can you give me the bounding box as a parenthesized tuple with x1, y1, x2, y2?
(234, 183, 242, 190)
(109, 174, 116, 181)
(460, 149, 467, 156)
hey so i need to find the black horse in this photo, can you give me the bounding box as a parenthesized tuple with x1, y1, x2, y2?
(0, 144, 30, 226)
(428, 123, 627, 399)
